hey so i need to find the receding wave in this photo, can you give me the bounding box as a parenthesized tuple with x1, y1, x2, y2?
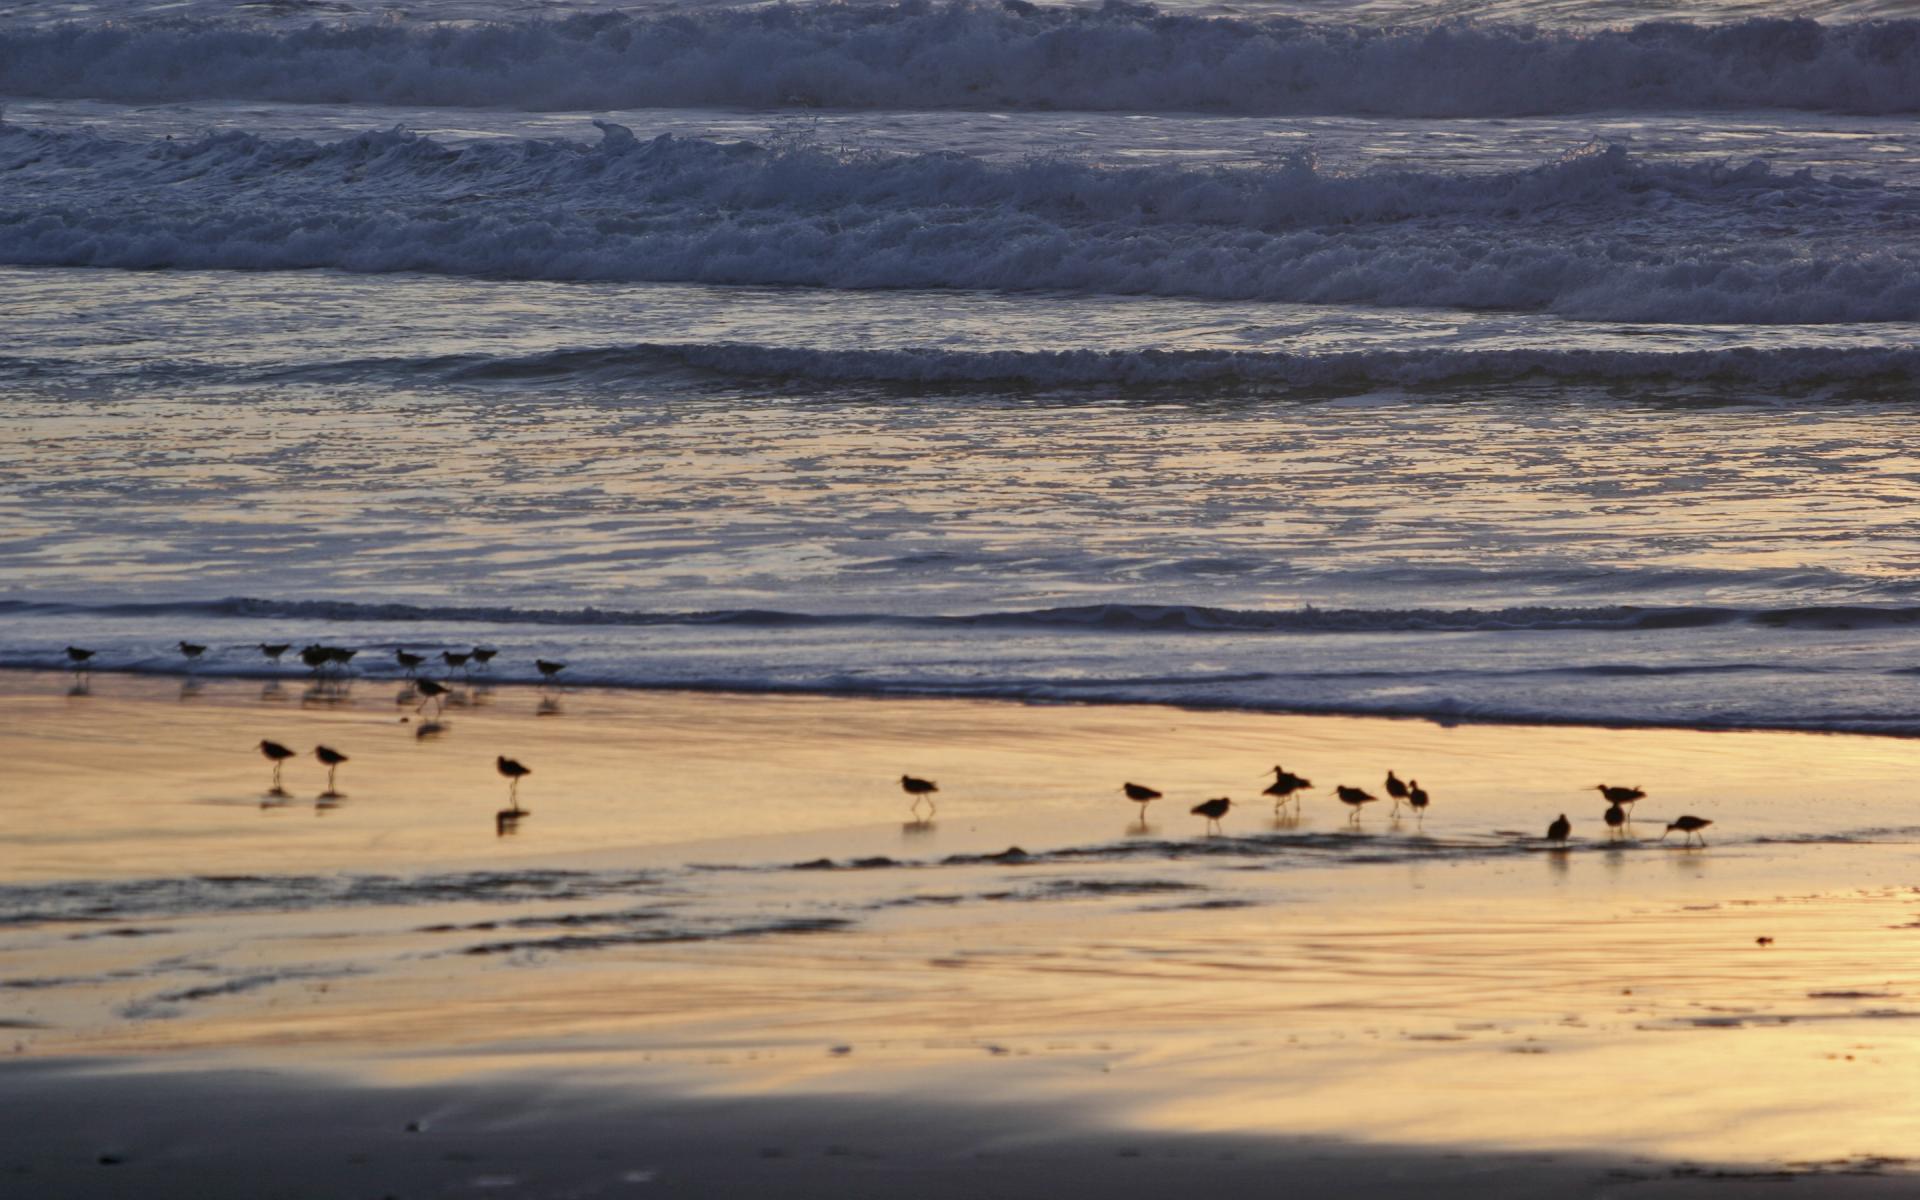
(3, 123, 1913, 323)
(2, 7, 1918, 116)
(291, 341, 1920, 389)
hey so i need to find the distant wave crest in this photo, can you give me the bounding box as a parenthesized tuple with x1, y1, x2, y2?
(11, 595, 1920, 634)
(3, 5, 1919, 116)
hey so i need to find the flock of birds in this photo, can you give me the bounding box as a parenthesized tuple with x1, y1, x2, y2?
(255, 737, 536, 835)
(60, 642, 1716, 848)
(902, 771, 1715, 845)
(66, 641, 566, 836)
(62, 641, 571, 681)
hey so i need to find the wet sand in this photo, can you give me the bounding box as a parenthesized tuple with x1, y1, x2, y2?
(4, 671, 1919, 1196)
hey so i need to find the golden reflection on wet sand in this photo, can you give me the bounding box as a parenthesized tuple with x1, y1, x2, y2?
(2, 671, 1919, 1176)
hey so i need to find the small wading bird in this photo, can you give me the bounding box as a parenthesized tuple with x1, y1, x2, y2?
(1385, 770, 1409, 814)
(1662, 815, 1713, 846)
(1407, 780, 1430, 821)
(471, 647, 498, 669)
(535, 659, 567, 681)
(1604, 802, 1626, 839)
(413, 678, 450, 715)
(900, 774, 938, 818)
(326, 647, 357, 669)
(300, 645, 332, 673)
(64, 646, 95, 669)
(497, 756, 531, 806)
(1122, 782, 1161, 821)
(259, 733, 295, 791)
(395, 650, 425, 675)
(1546, 813, 1572, 843)
(1333, 784, 1377, 823)
(314, 745, 348, 797)
(260, 643, 290, 663)
(257, 739, 295, 794)
(1263, 766, 1312, 813)
(1192, 796, 1232, 835)
(178, 641, 206, 661)
(442, 650, 471, 674)
(1596, 784, 1644, 811)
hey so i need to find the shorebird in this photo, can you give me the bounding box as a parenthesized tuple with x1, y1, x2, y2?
(1596, 784, 1644, 809)
(1191, 796, 1232, 835)
(326, 647, 358, 668)
(1122, 782, 1161, 821)
(413, 678, 450, 715)
(535, 659, 567, 680)
(1604, 802, 1626, 839)
(471, 647, 498, 669)
(313, 745, 348, 796)
(1333, 785, 1377, 823)
(1546, 813, 1571, 843)
(441, 650, 471, 674)
(178, 641, 206, 661)
(1407, 780, 1430, 821)
(260, 643, 291, 663)
(1662, 815, 1713, 846)
(1262, 767, 1312, 812)
(1385, 770, 1409, 814)
(300, 645, 332, 673)
(395, 650, 425, 675)
(257, 739, 295, 794)
(64, 646, 95, 669)
(901, 774, 938, 817)
(497, 756, 531, 807)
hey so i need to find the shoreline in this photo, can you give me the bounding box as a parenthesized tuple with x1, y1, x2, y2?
(7, 661, 1916, 744)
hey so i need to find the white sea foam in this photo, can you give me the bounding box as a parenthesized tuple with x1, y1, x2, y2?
(3, 7, 1918, 116)
(2, 123, 1914, 322)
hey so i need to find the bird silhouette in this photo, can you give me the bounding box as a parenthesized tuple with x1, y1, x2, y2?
(257, 739, 295, 794)
(1546, 813, 1571, 843)
(1333, 785, 1377, 823)
(1662, 815, 1713, 846)
(471, 647, 498, 669)
(64, 646, 95, 669)
(1407, 780, 1430, 821)
(1385, 770, 1409, 813)
(1122, 782, 1161, 821)
(1604, 802, 1626, 839)
(300, 645, 332, 673)
(1263, 767, 1312, 813)
(901, 774, 938, 817)
(441, 650, 471, 674)
(1191, 796, 1232, 835)
(497, 756, 531, 808)
(314, 745, 348, 797)
(413, 678, 450, 715)
(536, 659, 567, 680)
(1596, 784, 1644, 807)
(395, 650, 425, 675)
(178, 641, 206, 661)
(260, 643, 290, 663)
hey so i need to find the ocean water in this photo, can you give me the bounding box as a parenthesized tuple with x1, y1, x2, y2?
(3, 0, 1919, 734)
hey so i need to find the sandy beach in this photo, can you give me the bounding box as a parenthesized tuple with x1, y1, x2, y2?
(5, 670, 1919, 1197)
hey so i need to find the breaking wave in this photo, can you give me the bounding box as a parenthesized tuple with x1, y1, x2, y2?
(3, 6, 1918, 116)
(2, 122, 1914, 322)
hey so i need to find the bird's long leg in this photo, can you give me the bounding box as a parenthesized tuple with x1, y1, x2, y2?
(326, 764, 337, 793)
(271, 761, 283, 793)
